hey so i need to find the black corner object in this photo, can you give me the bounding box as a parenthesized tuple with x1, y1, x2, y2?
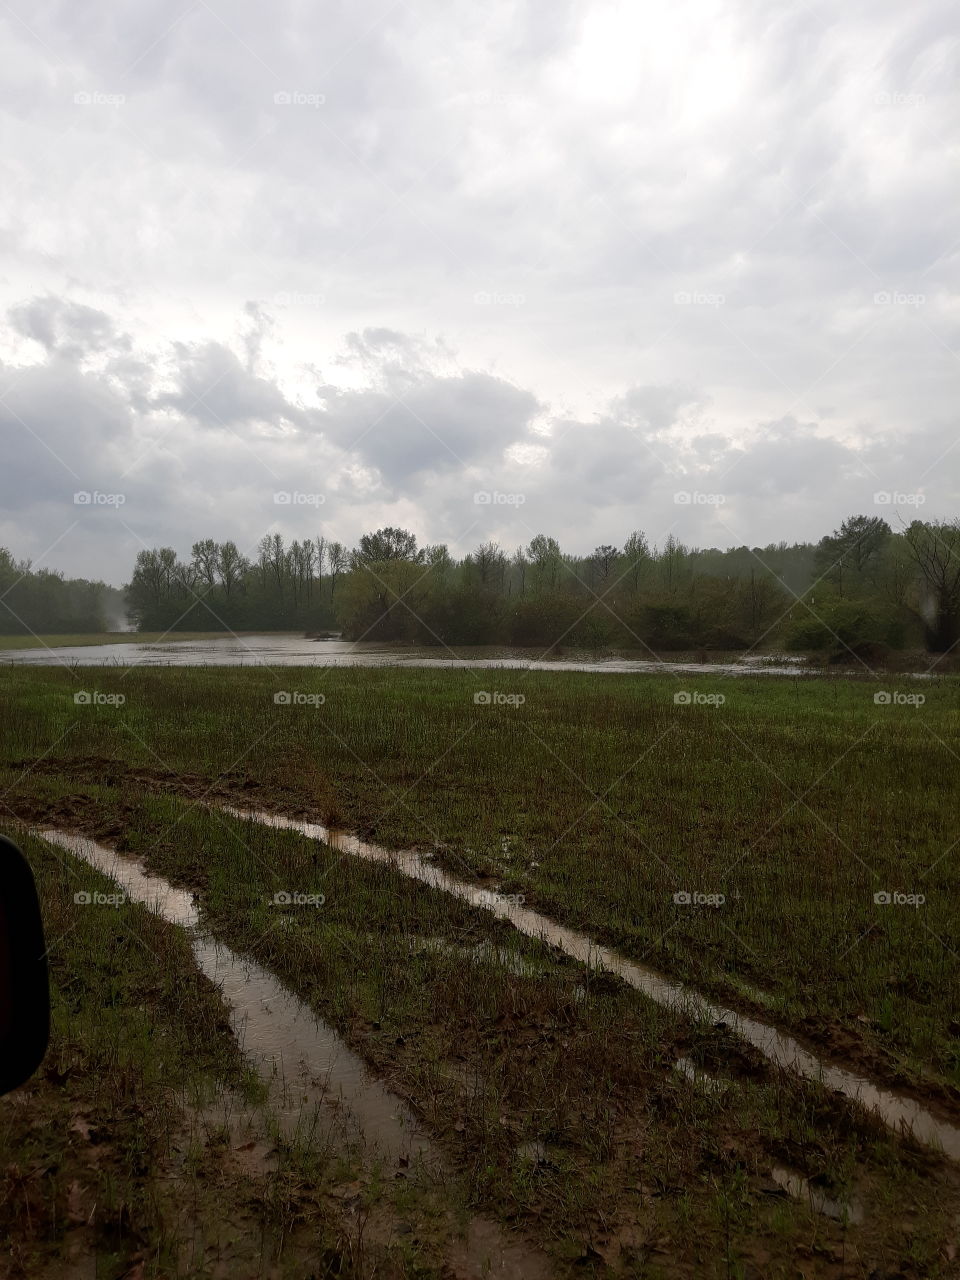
(0, 835, 50, 1094)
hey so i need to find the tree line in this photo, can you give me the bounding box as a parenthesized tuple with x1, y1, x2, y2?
(123, 517, 960, 655)
(0, 548, 118, 635)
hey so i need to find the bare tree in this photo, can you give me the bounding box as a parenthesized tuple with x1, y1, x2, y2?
(327, 540, 348, 599)
(218, 541, 246, 598)
(510, 547, 527, 596)
(256, 535, 272, 590)
(589, 544, 620, 590)
(269, 533, 287, 603)
(191, 539, 219, 593)
(311, 536, 325, 601)
(472, 540, 508, 589)
(904, 519, 960, 651)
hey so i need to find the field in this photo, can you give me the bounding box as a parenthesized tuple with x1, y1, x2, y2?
(1, 664, 959, 1277)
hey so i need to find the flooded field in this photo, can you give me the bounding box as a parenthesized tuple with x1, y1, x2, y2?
(40, 828, 433, 1166)
(0, 632, 816, 674)
(38, 828, 548, 1278)
(225, 805, 960, 1162)
(3, 663, 960, 1276)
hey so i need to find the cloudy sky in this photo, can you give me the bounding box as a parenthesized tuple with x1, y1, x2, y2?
(0, 0, 957, 585)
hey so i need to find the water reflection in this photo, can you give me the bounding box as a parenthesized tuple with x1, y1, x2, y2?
(2, 633, 814, 673)
(40, 828, 432, 1165)
(227, 806, 960, 1163)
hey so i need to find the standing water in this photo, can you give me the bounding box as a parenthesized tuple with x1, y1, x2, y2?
(40, 828, 431, 1164)
(38, 828, 554, 1279)
(1, 633, 815, 673)
(224, 807, 960, 1163)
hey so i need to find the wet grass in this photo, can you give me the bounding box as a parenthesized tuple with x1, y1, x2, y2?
(2, 664, 959, 1274)
(5, 780, 960, 1276)
(0, 828, 284, 1277)
(0, 665, 957, 1091)
(0, 824, 552, 1278)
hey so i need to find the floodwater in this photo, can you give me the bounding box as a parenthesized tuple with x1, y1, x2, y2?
(40, 828, 432, 1166)
(227, 806, 960, 1163)
(2, 633, 814, 674)
(40, 827, 554, 1278)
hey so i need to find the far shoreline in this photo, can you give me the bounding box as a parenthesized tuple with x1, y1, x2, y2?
(0, 630, 303, 652)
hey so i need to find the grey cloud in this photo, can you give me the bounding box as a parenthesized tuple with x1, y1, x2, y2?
(0, 0, 956, 579)
(9, 297, 131, 360)
(714, 418, 862, 499)
(0, 357, 133, 512)
(316, 368, 541, 485)
(155, 340, 306, 429)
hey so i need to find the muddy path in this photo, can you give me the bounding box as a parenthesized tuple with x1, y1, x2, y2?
(14, 800, 960, 1275)
(223, 806, 960, 1164)
(38, 827, 554, 1280)
(10, 753, 960, 1131)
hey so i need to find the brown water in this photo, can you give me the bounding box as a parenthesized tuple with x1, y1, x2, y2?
(1, 633, 815, 674)
(225, 807, 960, 1163)
(41, 828, 432, 1165)
(40, 827, 553, 1278)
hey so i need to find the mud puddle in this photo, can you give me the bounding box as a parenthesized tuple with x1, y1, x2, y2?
(769, 1166, 864, 1224)
(40, 827, 552, 1279)
(41, 828, 431, 1166)
(227, 807, 960, 1163)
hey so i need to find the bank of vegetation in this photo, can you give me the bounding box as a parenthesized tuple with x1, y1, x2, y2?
(120, 516, 960, 657)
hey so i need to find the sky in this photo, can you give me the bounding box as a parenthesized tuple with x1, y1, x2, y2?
(0, 0, 957, 586)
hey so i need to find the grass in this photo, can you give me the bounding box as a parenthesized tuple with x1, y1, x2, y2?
(8, 789, 960, 1276)
(0, 665, 956, 1087)
(0, 824, 566, 1278)
(2, 664, 960, 1274)
(0, 828, 299, 1277)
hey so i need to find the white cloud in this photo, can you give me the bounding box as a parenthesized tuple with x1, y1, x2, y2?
(0, 0, 956, 580)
